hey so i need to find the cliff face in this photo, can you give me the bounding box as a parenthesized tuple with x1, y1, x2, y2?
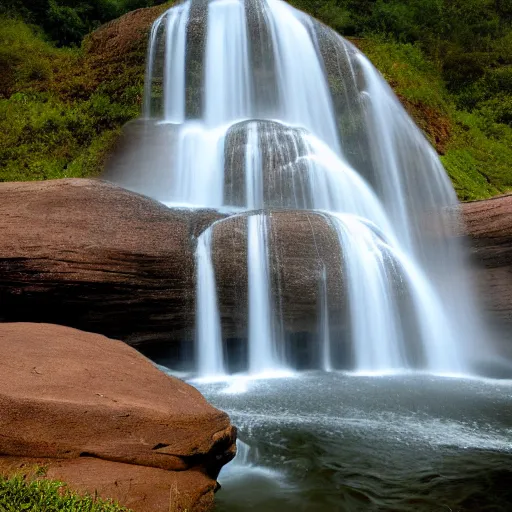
(462, 194, 512, 331)
(0, 179, 223, 348)
(0, 180, 510, 359)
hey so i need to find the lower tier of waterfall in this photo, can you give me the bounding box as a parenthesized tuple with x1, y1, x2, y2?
(193, 211, 467, 378)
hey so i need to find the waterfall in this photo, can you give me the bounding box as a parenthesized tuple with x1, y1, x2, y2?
(119, 0, 488, 377)
(247, 214, 283, 374)
(204, 0, 252, 125)
(196, 228, 225, 377)
(318, 265, 331, 372)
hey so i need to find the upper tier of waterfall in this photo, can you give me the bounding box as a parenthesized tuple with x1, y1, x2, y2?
(106, 0, 488, 377)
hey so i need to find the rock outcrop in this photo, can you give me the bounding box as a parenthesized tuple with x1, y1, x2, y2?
(0, 179, 349, 361)
(0, 179, 510, 361)
(0, 322, 236, 512)
(0, 178, 223, 352)
(209, 210, 344, 336)
(461, 194, 512, 328)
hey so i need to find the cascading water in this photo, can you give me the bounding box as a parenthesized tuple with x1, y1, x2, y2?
(109, 0, 490, 377)
(196, 227, 226, 376)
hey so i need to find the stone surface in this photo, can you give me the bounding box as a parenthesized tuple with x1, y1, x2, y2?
(0, 180, 349, 357)
(0, 179, 510, 360)
(461, 194, 512, 328)
(0, 457, 217, 512)
(0, 179, 223, 348)
(209, 210, 345, 339)
(0, 322, 236, 511)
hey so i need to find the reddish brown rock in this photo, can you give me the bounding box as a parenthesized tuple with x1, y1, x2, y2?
(0, 178, 223, 348)
(0, 180, 349, 360)
(84, 5, 165, 59)
(0, 457, 217, 512)
(210, 210, 344, 339)
(0, 179, 510, 363)
(0, 323, 236, 511)
(461, 194, 512, 327)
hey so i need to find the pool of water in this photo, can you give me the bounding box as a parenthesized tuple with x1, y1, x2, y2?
(190, 373, 512, 511)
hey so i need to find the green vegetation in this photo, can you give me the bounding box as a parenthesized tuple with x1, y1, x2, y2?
(0, 473, 130, 511)
(0, 0, 511, 199)
(354, 36, 512, 200)
(0, 14, 149, 181)
(0, 0, 168, 46)
(289, 0, 512, 200)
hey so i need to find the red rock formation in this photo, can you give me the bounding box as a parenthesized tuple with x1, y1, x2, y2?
(0, 322, 236, 512)
(462, 194, 512, 328)
(0, 178, 222, 348)
(0, 179, 510, 357)
(209, 210, 344, 338)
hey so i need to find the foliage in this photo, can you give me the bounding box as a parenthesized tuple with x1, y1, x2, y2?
(289, 0, 512, 199)
(292, 0, 512, 122)
(441, 111, 512, 200)
(0, 0, 168, 46)
(0, 473, 130, 511)
(0, 0, 511, 199)
(0, 16, 143, 182)
(358, 36, 512, 199)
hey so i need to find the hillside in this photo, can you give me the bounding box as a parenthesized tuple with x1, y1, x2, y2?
(0, 0, 511, 200)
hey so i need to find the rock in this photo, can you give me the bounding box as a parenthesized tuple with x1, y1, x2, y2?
(84, 5, 166, 60)
(0, 178, 223, 351)
(1, 179, 510, 366)
(461, 194, 512, 328)
(0, 457, 217, 512)
(206, 210, 352, 370)
(0, 179, 349, 364)
(209, 210, 344, 338)
(0, 322, 236, 512)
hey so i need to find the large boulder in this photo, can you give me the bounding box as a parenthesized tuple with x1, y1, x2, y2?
(0, 322, 236, 511)
(462, 194, 512, 329)
(0, 178, 223, 352)
(0, 180, 349, 364)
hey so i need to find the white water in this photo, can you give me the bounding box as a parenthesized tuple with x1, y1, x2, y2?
(318, 265, 332, 373)
(196, 228, 225, 376)
(247, 214, 283, 375)
(327, 213, 462, 373)
(205, 0, 252, 125)
(114, 0, 490, 377)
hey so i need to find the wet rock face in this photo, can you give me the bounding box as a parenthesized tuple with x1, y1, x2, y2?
(0, 179, 223, 350)
(210, 210, 344, 335)
(0, 322, 237, 512)
(462, 194, 512, 329)
(0, 179, 349, 358)
(208, 210, 349, 370)
(0, 179, 510, 368)
(224, 120, 315, 208)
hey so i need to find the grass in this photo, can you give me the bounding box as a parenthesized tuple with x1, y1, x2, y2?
(0, 473, 131, 511)
(0, 16, 144, 182)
